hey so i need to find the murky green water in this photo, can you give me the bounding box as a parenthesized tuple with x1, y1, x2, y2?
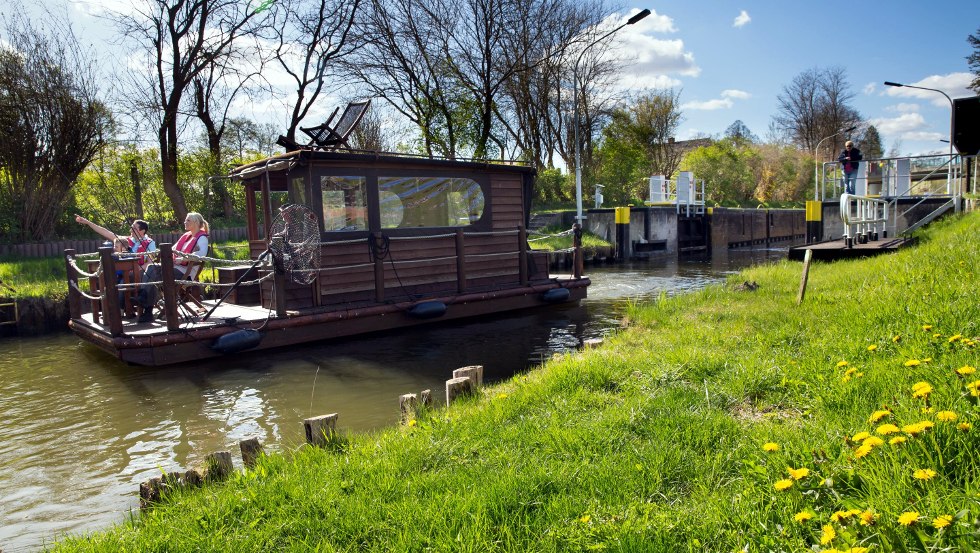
(0, 249, 784, 551)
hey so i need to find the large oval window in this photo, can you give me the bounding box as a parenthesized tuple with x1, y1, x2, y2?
(379, 177, 484, 229)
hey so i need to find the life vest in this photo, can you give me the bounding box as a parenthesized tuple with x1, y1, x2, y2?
(174, 230, 208, 266)
(127, 236, 153, 268)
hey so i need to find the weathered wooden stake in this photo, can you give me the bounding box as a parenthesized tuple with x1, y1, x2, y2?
(583, 338, 604, 349)
(453, 365, 483, 387)
(139, 477, 162, 510)
(304, 413, 338, 447)
(204, 451, 234, 481)
(183, 469, 202, 487)
(420, 389, 432, 407)
(446, 376, 474, 406)
(797, 249, 813, 305)
(399, 393, 418, 424)
(240, 437, 264, 468)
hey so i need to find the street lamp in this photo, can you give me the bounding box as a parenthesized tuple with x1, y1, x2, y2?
(573, 8, 650, 224)
(814, 125, 857, 200)
(884, 81, 954, 171)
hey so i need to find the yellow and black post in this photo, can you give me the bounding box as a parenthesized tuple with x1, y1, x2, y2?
(615, 206, 631, 261)
(805, 200, 823, 243)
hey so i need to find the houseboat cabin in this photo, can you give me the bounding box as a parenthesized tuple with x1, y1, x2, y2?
(66, 149, 590, 366)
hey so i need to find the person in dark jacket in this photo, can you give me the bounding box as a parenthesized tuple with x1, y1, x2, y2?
(838, 140, 863, 195)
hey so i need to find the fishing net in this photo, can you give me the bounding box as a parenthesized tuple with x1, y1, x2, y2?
(269, 204, 321, 285)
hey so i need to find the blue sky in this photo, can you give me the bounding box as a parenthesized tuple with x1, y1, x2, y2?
(23, 0, 980, 157)
(612, 1, 979, 155)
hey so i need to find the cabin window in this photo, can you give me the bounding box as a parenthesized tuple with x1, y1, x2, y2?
(321, 176, 368, 231)
(378, 176, 484, 229)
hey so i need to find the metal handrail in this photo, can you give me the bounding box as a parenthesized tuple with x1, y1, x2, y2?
(840, 194, 889, 246)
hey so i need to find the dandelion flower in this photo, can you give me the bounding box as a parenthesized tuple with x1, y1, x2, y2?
(923, 357, 932, 363)
(921, 406, 933, 414)
(936, 411, 957, 422)
(933, 332, 942, 338)
(774, 479, 794, 491)
(889, 436, 907, 445)
(913, 468, 937, 481)
(762, 442, 779, 452)
(844, 367, 857, 377)
(958, 422, 972, 432)
(867, 344, 877, 351)
(830, 510, 854, 522)
(922, 324, 933, 331)
(496, 393, 508, 399)
(876, 423, 900, 435)
(905, 359, 921, 367)
(863, 436, 884, 447)
(407, 419, 417, 427)
(787, 466, 809, 480)
(933, 514, 952, 529)
(956, 365, 976, 376)
(852, 431, 871, 442)
(579, 514, 591, 523)
(949, 334, 963, 343)
(911, 382, 933, 399)
(854, 444, 874, 458)
(868, 410, 890, 423)
(794, 511, 814, 523)
(903, 421, 934, 435)
(820, 524, 836, 545)
(836, 360, 849, 368)
(859, 510, 877, 526)
(893, 335, 901, 343)
(898, 511, 919, 526)
(842, 375, 852, 383)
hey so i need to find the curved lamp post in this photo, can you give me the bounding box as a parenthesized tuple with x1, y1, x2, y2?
(884, 81, 955, 195)
(814, 125, 857, 200)
(573, 8, 650, 223)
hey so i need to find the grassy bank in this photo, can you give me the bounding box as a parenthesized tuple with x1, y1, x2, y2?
(51, 214, 980, 552)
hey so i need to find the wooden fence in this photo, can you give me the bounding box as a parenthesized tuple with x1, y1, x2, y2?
(0, 227, 248, 258)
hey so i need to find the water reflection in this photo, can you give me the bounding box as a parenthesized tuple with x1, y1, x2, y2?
(0, 248, 784, 552)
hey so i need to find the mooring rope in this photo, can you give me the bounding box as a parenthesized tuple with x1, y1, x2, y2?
(69, 280, 104, 301)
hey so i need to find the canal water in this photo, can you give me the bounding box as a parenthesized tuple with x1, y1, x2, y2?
(0, 248, 785, 552)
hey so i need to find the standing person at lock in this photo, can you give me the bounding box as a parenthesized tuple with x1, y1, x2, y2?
(838, 140, 863, 195)
(137, 212, 210, 322)
(75, 214, 157, 271)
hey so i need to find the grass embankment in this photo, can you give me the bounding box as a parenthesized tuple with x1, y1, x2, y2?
(529, 224, 611, 257)
(52, 215, 980, 552)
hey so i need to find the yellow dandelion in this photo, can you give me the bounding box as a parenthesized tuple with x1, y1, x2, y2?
(893, 335, 901, 342)
(933, 514, 953, 529)
(958, 422, 972, 432)
(794, 511, 814, 523)
(868, 409, 890, 423)
(830, 510, 857, 522)
(905, 359, 921, 367)
(820, 524, 836, 545)
(407, 419, 417, 427)
(774, 479, 794, 491)
(898, 511, 919, 526)
(933, 332, 942, 338)
(847, 548, 870, 553)
(867, 344, 877, 351)
(787, 466, 809, 480)
(762, 442, 779, 452)
(923, 357, 932, 363)
(854, 444, 874, 458)
(922, 324, 933, 331)
(844, 367, 857, 377)
(903, 420, 934, 435)
(836, 360, 849, 368)
(948, 334, 963, 343)
(921, 406, 934, 414)
(913, 468, 937, 481)
(911, 382, 933, 399)
(852, 431, 871, 442)
(936, 410, 957, 422)
(496, 393, 509, 399)
(863, 436, 884, 447)
(956, 365, 976, 376)
(876, 423, 900, 435)
(889, 436, 907, 445)
(859, 510, 877, 526)
(842, 375, 852, 383)
(855, 372, 864, 378)
(579, 514, 591, 523)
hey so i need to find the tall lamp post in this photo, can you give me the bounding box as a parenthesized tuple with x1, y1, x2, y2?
(884, 81, 955, 194)
(573, 8, 650, 224)
(814, 125, 857, 200)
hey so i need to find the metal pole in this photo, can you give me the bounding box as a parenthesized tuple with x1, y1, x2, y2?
(884, 81, 955, 200)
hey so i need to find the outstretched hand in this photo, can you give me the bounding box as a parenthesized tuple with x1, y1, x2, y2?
(75, 214, 88, 225)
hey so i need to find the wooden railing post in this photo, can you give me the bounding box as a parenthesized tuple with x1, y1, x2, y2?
(372, 232, 385, 302)
(270, 235, 287, 318)
(65, 249, 81, 319)
(518, 226, 528, 286)
(573, 223, 583, 279)
(455, 229, 466, 293)
(99, 247, 124, 336)
(160, 243, 179, 330)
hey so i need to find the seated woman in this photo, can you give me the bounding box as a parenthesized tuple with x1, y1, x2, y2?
(137, 212, 210, 322)
(75, 214, 157, 272)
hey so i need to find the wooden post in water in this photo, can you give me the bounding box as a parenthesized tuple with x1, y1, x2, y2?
(270, 235, 287, 318)
(453, 365, 483, 387)
(98, 246, 124, 336)
(399, 393, 418, 424)
(420, 389, 432, 407)
(518, 226, 528, 286)
(65, 249, 81, 319)
(455, 229, 467, 293)
(139, 477, 162, 509)
(160, 243, 179, 330)
(240, 437, 264, 468)
(572, 223, 583, 279)
(797, 249, 813, 306)
(373, 232, 386, 302)
(205, 451, 234, 481)
(304, 413, 338, 447)
(446, 377, 474, 406)
(583, 338, 604, 349)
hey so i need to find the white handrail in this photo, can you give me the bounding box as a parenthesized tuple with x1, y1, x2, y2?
(840, 194, 889, 246)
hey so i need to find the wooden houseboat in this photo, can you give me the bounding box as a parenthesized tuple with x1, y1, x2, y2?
(65, 149, 590, 366)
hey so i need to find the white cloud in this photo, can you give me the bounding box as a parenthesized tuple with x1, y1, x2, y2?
(612, 8, 677, 34)
(885, 103, 920, 113)
(870, 112, 943, 142)
(863, 82, 876, 95)
(883, 72, 975, 105)
(733, 10, 751, 28)
(682, 98, 733, 111)
(619, 74, 684, 90)
(721, 89, 750, 100)
(900, 131, 945, 142)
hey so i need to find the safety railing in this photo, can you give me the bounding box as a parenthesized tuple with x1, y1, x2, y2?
(818, 153, 968, 202)
(840, 194, 889, 248)
(644, 174, 706, 216)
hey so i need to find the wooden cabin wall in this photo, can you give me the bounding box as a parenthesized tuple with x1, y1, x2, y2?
(489, 174, 525, 230)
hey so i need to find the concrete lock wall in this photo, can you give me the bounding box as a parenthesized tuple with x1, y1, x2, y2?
(587, 207, 678, 256)
(819, 197, 952, 240)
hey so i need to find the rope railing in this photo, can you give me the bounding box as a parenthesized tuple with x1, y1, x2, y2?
(69, 280, 104, 301)
(466, 251, 519, 260)
(66, 255, 103, 279)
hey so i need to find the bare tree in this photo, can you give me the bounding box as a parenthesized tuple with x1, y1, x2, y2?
(0, 5, 112, 241)
(115, 0, 269, 224)
(772, 66, 862, 156)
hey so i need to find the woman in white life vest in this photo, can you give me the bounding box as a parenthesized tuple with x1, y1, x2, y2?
(137, 212, 210, 322)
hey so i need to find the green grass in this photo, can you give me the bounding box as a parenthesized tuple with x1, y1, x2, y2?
(49, 213, 980, 552)
(529, 224, 611, 255)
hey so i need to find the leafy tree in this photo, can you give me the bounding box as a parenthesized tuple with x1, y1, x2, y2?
(680, 140, 759, 205)
(724, 120, 758, 143)
(859, 125, 884, 159)
(0, 6, 112, 242)
(968, 27, 980, 93)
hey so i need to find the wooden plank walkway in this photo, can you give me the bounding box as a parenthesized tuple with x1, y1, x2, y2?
(788, 237, 915, 261)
